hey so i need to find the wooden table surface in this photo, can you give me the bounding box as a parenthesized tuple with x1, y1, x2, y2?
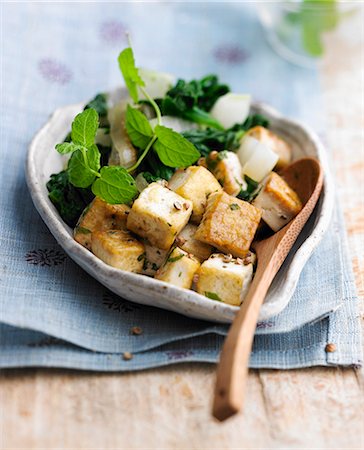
(1, 10, 363, 450)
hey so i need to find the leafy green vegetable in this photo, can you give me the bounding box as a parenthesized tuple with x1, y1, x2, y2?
(125, 105, 154, 149)
(84, 93, 108, 117)
(204, 292, 222, 301)
(92, 166, 138, 205)
(140, 153, 175, 181)
(118, 47, 145, 103)
(153, 125, 200, 168)
(67, 144, 101, 188)
(237, 176, 261, 202)
(46, 171, 94, 227)
(182, 114, 270, 156)
(71, 108, 99, 148)
(55, 142, 84, 155)
(160, 75, 228, 129)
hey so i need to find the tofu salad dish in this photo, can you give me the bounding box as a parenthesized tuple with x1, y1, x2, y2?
(47, 45, 302, 307)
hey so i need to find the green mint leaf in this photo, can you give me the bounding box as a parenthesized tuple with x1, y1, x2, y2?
(92, 166, 138, 204)
(118, 48, 145, 103)
(68, 145, 101, 188)
(55, 142, 84, 155)
(204, 292, 223, 302)
(71, 108, 99, 147)
(125, 105, 153, 149)
(153, 125, 200, 168)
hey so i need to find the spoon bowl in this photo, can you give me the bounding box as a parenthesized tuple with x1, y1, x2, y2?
(212, 157, 324, 421)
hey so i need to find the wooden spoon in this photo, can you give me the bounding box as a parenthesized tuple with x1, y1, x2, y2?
(212, 157, 324, 422)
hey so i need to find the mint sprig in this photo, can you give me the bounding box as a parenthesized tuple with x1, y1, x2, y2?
(119, 46, 200, 172)
(154, 125, 200, 168)
(125, 105, 154, 149)
(92, 166, 138, 204)
(55, 108, 138, 204)
(118, 48, 145, 103)
(71, 108, 99, 147)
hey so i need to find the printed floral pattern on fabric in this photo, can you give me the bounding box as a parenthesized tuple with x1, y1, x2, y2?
(213, 45, 249, 64)
(99, 20, 128, 45)
(38, 58, 72, 85)
(102, 291, 141, 313)
(25, 249, 67, 267)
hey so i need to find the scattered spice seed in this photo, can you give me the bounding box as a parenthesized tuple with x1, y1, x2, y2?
(183, 202, 190, 210)
(123, 352, 133, 360)
(130, 326, 143, 335)
(173, 201, 182, 210)
(325, 343, 336, 353)
(175, 236, 186, 246)
(223, 254, 233, 263)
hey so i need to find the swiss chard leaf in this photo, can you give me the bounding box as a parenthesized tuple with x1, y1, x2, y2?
(182, 113, 270, 156)
(125, 104, 154, 149)
(46, 171, 94, 227)
(118, 47, 145, 103)
(237, 176, 261, 202)
(68, 144, 101, 188)
(84, 93, 108, 117)
(153, 125, 200, 168)
(71, 108, 99, 148)
(92, 166, 138, 204)
(160, 75, 228, 129)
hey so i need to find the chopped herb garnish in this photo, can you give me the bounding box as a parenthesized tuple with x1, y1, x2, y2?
(229, 203, 240, 210)
(167, 254, 184, 263)
(137, 253, 146, 261)
(204, 292, 223, 301)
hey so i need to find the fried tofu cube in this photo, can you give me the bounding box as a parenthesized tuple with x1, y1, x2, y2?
(141, 243, 169, 277)
(207, 151, 246, 196)
(245, 126, 291, 170)
(168, 166, 222, 223)
(195, 191, 262, 258)
(126, 182, 192, 250)
(176, 223, 213, 262)
(74, 197, 130, 250)
(252, 172, 302, 232)
(196, 254, 253, 306)
(155, 247, 200, 289)
(91, 230, 145, 273)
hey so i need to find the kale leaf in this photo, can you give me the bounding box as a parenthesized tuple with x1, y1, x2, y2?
(182, 113, 270, 156)
(46, 171, 94, 227)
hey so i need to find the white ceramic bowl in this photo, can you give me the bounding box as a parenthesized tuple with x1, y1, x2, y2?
(26, 88, 334, 323)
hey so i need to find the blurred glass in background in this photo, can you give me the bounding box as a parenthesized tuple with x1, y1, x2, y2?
(258, 0, 359, 68)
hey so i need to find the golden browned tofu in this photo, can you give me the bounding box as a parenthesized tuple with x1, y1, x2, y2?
(126, 182, 193, 250)
(207, 151, 245, 196)
(91, 230, 145, 273)
(253, 172, 302, 232)
(168, 166, 222, 223)
(176, 223, 213, 262)
(74, 198, 130, 250)
(140, 243, 169, 277)
(195, 191, 262, 258)
(245, 126, 291, 170)
(196, 253, 253, 306)
(155, 247, 200, 290)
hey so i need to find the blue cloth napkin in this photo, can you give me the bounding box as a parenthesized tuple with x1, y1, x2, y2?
(1, 2, 362, 370)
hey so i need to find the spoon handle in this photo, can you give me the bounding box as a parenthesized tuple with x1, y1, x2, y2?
(212, 259, 277, 422)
